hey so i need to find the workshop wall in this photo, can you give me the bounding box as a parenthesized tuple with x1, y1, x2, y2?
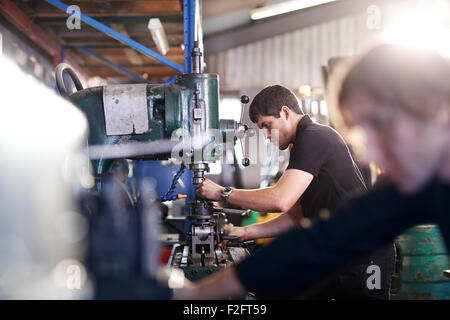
(205, 14, 372, 90)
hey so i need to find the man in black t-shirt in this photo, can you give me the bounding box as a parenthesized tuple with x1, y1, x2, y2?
(196, 85, 394, 299)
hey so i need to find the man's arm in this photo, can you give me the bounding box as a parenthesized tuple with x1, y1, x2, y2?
(196, 169, 313, 212)
(223, 200, 303, 241)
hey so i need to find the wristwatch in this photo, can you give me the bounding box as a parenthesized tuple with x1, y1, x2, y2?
(221, 186, 233, 201)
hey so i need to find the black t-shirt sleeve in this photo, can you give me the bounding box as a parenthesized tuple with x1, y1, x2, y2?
(286, 131, 332, 177)
(234, 181, 438, 299)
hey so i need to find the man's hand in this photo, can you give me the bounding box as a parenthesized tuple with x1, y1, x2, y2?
(220, 223, 248, 247)
(195, 179, 223, 201)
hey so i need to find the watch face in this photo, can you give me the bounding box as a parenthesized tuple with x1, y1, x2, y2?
(222, 187, 232, 196)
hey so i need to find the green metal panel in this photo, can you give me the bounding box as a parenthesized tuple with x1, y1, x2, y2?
(392, 224, 450, 300)
(174, 73, 220, 132)
(174, 73, 221, 162)
(393, 282, 450, 300)
(163, 83, 184, 137)
(396, 224, 448, 255)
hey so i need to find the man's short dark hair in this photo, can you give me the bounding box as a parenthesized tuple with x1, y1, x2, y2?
(249, 85, 303, 123)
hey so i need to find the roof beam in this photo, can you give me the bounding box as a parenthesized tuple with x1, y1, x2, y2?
(34, 15, 183, 24)
(27, 1, 182, 18)
(60, 35, 183, 47)
(51, 22, 183, 38)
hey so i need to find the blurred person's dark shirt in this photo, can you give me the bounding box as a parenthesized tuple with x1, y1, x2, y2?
(235, 177, 450, 299)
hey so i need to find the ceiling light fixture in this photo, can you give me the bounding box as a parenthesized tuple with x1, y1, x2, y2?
(147, 18, 169, 55)
(250, 0, 336, 20)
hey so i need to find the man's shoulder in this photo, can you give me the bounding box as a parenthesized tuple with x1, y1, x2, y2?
(295, 122, 341, 146)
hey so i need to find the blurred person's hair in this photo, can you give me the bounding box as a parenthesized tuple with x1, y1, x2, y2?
(326, 44, 450, 156)
(249, 85, 304, 123)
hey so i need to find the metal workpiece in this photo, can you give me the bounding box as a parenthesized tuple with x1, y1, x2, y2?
(186, 200, 216, 265)
(191, 225, 215, 261)
(216, 208, 251, 217)
(188, 199, 214, 219)
(173, 198, 251, 274)
(169, 243, 250, 282)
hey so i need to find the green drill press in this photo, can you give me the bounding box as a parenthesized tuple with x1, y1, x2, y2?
(56, 43, 253, 283)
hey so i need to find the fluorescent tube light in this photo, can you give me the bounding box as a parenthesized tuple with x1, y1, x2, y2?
(147, 18, 169, 55)
(250, 0, 336, 20)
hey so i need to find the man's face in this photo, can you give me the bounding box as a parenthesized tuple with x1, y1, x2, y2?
(344, 91, 448, 193)
(256, 113, 291, 150)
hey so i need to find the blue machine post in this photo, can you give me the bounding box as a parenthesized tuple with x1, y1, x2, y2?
(60, 46, 65, 63)
(162, 76, 175, 84)
(183, 0, 196, 215)
(183, 0, 195, 74)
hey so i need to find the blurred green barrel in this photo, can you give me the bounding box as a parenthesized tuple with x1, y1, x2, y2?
(392, 224, 450, 300)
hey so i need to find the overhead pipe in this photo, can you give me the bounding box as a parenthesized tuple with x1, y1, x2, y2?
(74, 45, 150, 84)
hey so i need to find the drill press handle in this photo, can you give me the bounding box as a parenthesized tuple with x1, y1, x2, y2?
(238, 95, 255, 167)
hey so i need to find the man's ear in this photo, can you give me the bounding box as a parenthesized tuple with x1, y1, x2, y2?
(281, 106, 290, 120)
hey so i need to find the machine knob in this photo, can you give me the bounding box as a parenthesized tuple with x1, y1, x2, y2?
(240, 95, 249, 104)
(242, 158, 250, 167)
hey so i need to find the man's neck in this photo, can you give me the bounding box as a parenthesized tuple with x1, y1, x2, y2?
(290, 114, 305, 143)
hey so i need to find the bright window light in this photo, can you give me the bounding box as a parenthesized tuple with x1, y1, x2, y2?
(298, 84, 312, 97)
(250, 0, 336, 20)
(206, 162, 222, 175)
(311, 100, 319, 115)
(320, 100, 328, 116)
(381, 1, 450, 58)
(219, 98, 242, 122)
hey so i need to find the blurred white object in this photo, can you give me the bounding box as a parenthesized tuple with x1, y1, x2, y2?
(0, 57, 92, 299)
(381, 1, 450, 58)
(147, 18, 169, 55)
